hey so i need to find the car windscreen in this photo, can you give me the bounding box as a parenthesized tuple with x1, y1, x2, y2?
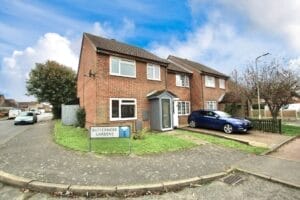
(214, 111, 231, 118)
(19, 112, 33, 116)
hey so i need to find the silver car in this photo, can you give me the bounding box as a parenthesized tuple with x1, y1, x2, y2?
(14, 111, 37, 125)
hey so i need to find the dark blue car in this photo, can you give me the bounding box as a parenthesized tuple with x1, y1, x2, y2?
(188, 110, 252, 134)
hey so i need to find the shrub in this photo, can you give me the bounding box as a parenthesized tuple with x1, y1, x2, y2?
(76, 108, 86, 128)
(133, 128, 148, 140)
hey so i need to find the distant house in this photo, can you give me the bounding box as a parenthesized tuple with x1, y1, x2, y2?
(0, 95, 18, 116)
(77, 33, 229, 131)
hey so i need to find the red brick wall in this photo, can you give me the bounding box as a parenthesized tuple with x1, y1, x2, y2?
(189, 70, 203, 111)
(77, 36, 98, 127)
(201, 74, 227, 110)
(166, 72, 190, 101)
(90, 53, 167, 130)
(167, 71, 191, 126)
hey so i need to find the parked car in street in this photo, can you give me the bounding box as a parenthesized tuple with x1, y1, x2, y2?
(8, 109, 22, 119)
(188, 110, 252, 134)
(14, 111, 37, 125)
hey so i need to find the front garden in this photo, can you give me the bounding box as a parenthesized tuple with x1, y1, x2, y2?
(54, 121, 268, 155)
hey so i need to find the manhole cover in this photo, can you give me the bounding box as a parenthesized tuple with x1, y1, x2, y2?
(222, 174, 244, 186)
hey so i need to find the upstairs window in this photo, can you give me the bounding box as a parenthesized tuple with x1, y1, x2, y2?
(110, 56, 136, 78)
(147, 64, 161, 81)
(110, 98, 136, 121)
(176, 74, 189, 87)
(205, 75, 215, 88)
(219, 79, 225, 89)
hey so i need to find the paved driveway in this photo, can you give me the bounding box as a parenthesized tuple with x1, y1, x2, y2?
(183, 127, 291, 148)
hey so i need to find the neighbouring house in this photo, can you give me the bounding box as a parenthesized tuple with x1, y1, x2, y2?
(0, 95, 18, 117)
(167, 55, 229, 111)
(18, 102, 40, 111)
(77, 33, 229, 131)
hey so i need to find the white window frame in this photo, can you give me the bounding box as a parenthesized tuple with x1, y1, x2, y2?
(147, 63, 161, 81)
(176, 74, 190, 87)
(110, 98, 137, 121)
(205, 75, 215, 88)
(206, 101, 217, 110)
(109, 56, 136, 78)
(219, 79, 225, 89)
(178, 101, 191, 116)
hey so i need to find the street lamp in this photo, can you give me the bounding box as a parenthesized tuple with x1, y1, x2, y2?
(255, 53, 270, 119)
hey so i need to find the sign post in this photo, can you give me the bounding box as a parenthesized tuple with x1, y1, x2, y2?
(89, 126, 131, 154)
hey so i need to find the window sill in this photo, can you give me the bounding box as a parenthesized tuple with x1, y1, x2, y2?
(176, 85, 190, 88)
(109, 73, 136, 79)
(205, 86, 216, 88)
(178, 114, 190, 116)
(110, 117, 137, 121)
(147, 78, 161, 81)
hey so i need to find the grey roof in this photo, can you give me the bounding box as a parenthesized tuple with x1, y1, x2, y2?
(167, 60, 193, 74)
(84, 33, 168, 65)
(168, 55, 228, 78)
(147, 90, 178, 100)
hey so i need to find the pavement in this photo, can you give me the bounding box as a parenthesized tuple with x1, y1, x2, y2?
(269, 138, 300, 161)
(234, 155, 300, 187)
(0, 120, 299, 198)
(1, 173, 300, 199)
(183, 127, 291, 148)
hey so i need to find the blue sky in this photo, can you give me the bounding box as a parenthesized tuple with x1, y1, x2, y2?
(0, 0, 300, 101)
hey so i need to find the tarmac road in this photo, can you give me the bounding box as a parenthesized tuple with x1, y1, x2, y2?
(0, 113, 53, 146)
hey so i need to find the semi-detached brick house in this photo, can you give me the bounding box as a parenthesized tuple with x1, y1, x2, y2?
(77, 33, 228, 131)
(168, 55, 229, 112)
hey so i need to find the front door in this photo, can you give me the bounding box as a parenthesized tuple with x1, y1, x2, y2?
(173, 101, 179, 127)
(162, 99, 171, 129)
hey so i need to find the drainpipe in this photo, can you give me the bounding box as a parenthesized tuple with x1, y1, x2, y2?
(165, 65, 168, 90)
(201, 74, 205, 109)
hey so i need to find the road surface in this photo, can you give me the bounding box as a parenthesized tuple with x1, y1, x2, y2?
(0, 113, 53, 146)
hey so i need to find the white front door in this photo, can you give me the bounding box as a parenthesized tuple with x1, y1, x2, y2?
(173, 100, 179, 127)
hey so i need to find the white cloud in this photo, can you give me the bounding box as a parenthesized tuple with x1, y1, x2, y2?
(92, 18, 135, 40)
(0, 18, 136, 101)
(151, 0, 300, 75)
(0, 33, 78, 101)
(150, 13, 278, 74)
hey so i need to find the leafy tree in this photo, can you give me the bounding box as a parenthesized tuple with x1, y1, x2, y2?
(26, 60, 77, 118)
(236, 59, 300, 120)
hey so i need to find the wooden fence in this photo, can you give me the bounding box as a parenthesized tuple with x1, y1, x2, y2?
(248, 118, 282, 133)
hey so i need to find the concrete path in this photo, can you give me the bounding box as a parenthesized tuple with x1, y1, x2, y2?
(233, 155, 300, 187)
(183, 127, 290, 148)
(0, 121, 248, 186)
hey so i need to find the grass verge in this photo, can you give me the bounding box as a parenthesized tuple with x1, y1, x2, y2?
(173, 130, 268, 155)
(282, 124, 300, 136)
(54, 121, 196, 155)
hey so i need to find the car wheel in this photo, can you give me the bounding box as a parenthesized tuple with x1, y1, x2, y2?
(189, 120, 196, 128)
(223, 124, 233, 134)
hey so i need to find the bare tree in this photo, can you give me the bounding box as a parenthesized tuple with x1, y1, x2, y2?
(242, 59, 300, 120)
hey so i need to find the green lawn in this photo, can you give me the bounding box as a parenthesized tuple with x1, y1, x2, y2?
(54, 121, 196, 155)
(54, 121, 268, 155)
(172, 130, 268, 155)
(282, 124, 300, 136)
